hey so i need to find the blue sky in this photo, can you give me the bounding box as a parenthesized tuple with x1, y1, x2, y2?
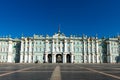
(0, 0, 120, 38)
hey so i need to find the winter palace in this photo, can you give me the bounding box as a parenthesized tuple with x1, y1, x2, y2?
(0, 29, 120, 63)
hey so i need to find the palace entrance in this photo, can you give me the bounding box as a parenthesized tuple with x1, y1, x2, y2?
(66, 54, 71, 63)
(56, 54, 63, 63)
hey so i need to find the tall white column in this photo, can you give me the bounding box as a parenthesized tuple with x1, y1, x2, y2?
(33, 40, 36, 52)
(52, 40, 55, 63)
(63, 54, 66, 63)
(87, 40, 91, 63)
(24, 39, 28, 63)
(28, 40, 32, 63)
(83, 40, 86, 63)
(28, 54, 31, 63)
(24, 54, 28, 63)
(7, 40, 13, 63)
(20, 54, 23, 63)
(92, 54, 95, 63)
(107, 41, 112, 63)
(70, 40, 74, 52)
(60, 41, 62, 52)
(64, 39, 68, 52)
(91, 40, 95, 63)
(71, 43, 74, 52)
(45, 40, 49, 52)
(32, 55, 35, 63)
(45, 40, 49, 63)
(96, 40, 99, 63)
(56, 39, 59, 52)
(45, 54, 48, 63)
(20, 40, 24, 63)
(25, 39, 27, 52)
(52, 54, 56, 63)
(20, 40, 24, 52)
(96, 40, 99, 54)
(88, 54, 91, 63)
(52, 40, 55, 52)
(71, 54, 74, 63)
(32, 40, 36, 63)
(109, 55, 112, 63)
(110, 42, 112, 63)
(96, 54, 99, 63)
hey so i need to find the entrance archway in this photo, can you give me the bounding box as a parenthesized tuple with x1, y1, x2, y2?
(48, 54, 52, 63)
(66, 54, 71, 63)
(56, 54, 62, 63)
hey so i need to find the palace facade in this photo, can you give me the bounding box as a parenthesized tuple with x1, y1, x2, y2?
(0, 30, 120, 63)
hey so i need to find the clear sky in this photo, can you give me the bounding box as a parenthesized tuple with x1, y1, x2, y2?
(0, 0, 120, 38)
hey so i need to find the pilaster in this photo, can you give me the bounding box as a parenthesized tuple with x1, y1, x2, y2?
(71, 53, 74, 63)
(7, 40, 13, 63)
(64, 39, 68, 52)
(63, 54, 66, 63)
(20, 40, 24, 63)
(45, 53, 48, 63)
(52, 53, 56, 63)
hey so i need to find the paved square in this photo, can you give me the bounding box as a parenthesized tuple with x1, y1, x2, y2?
(0, 63, 120, 80)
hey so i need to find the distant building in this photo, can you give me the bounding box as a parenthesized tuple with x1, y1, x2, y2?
(0, 29, 120, 63)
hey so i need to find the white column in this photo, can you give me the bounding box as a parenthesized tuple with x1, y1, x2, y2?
(28, 40, 32, 63)
(110, 55, 112, 63)
(33, 40, 36, 52)
(83, 40, 86, 63)
(91, 40, 95, 63)
(28, 54, 31, 63)
(45, 40, 49, 63)
(25, 39, 27, 52)
(52, 54, 56, 63)
(45, 54, 48, 63)
(71, 54, 74, 63)
(52, 40, 55, 63)
(32, 40, 36, 63)
(88, 54, 91, 63)
(83, 55, 86, 63)
(107, 41, 112, 63)
(60, 41, 62, 52)
(87, 40, 90, 63)
(24, 54, 28, 63)
(20, 40, 24, 52)
(52, 40, 55, 52)
(20, 54, 23, 63)
(92, 54, 95, 63)
(29, 40, 32, 52)
(110, 42, 112, 63)
(63, 54, 66, 63)
(70, 40, 74, 52)
(20, 40, 24, 63)
(45, 40, 49, 52)
(24, 39, 28, 63)
(96, 54, 99, 63)
(96, 40, 99, 63)
(7, 40, 13, 63)
(56, 39, 59, 52)
(96, 40, 99, 54)
(64, 39, 68, 52)
(32, 55, 35, 63)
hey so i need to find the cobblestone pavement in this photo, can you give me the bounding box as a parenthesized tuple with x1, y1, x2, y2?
(0, 63, 120, 80)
